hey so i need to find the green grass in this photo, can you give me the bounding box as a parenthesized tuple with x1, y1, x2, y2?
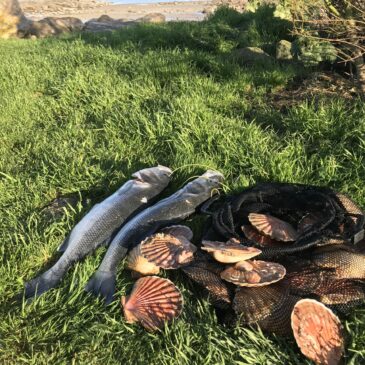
(1, 6, 365, 364)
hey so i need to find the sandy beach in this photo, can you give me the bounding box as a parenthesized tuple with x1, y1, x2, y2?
(19, 0, 213, 22)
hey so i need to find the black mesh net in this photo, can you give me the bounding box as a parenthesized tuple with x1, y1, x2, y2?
(182, 182, 365, 336)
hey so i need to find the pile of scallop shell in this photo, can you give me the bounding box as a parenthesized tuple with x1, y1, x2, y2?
(121, 226, 196, 331)
(181, 213, 348, 365)
(120, 214, 348, 364)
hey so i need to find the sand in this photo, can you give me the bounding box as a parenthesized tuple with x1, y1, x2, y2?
(19, 0, 213, 22)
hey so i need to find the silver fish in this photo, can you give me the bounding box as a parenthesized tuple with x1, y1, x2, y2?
(85, 170, 224, 304)
(24, 165, 172, 299)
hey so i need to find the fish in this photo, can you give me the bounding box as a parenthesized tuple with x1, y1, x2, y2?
(23, 165, 172, 300)
(85, 170, 224, 304)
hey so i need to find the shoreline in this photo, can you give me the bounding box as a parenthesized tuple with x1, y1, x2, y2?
(20, 0, 213, 22)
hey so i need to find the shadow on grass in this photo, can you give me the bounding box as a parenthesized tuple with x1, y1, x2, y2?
(75, 6, 292, 53)
(53, 5, 294, 84)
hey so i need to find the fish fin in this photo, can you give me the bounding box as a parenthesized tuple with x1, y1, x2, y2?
(57, 235, 70, 253)
(84, 270, 116, 305)
(24, 269, 62, 300)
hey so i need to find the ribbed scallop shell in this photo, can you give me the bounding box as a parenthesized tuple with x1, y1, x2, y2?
(248, 213, 298, 242)
(140, 233, 197, 269)
(221, 260, 286, 287)
(121, 276, 183, 331)
(233, 281, 289, 324)
(291, 299, 344, 365)
(241, 225, 283, 247)
(201, 240, 261, 263)
(126, 245, 160, 277)
(160, 225, 194, 241)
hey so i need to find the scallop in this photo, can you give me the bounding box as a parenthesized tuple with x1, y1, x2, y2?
(121, 276, 183, 331)
(248, 213, 298, 242)
(201, 240, 261, 263)
(291, 299, 344, 365)
(126, 245, 160, 277)
(220, 260, 286, 287)
(140, 233, 197, 269)
(160, 225, 194, 241)
(241, 225, 283, 247)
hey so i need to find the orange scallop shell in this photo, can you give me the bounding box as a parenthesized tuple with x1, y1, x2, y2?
(291, 299, 344, 365)
(121, 276, 183, 331)
(160, 225, 194, 241)
(241, 225, 283, 247)
(220, 260, 286, 287)
(201, 240, 261, 263)
(140, 233, 197, 269)
(126, 245, 160, 277)
(248, 213, 298, 242)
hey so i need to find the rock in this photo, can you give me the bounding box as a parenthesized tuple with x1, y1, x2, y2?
(43, 17, 84, 32)
(276, 40, 293, 60)
(23, 20, 57, 38)
(23, 17, 83, 38)
(137, 13, 165, 23)
(0, 0, 29, 38)
(202, 5, 217, 14)
(233, 47, 274, 65)
(83, 16, 134, 32)
(96, 14, 115, 23)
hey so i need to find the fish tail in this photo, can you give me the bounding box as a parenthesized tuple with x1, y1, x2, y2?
(84, 270, 116, 305)
(24, 268, 63, 300)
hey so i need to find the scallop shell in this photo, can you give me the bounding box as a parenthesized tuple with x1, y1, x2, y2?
(160, 225, 194, 241)
(201, 240, 261, 263)
(140, 233, 197, 269)
(220, 260, 286, 287)
(241, 225, 283, 247)
(121, 276, 183, 331)
(291, 299, 344, 365)
(248, 213, 298, 242)
(126, 245, 160, 277)
(233, 281, 289, 324)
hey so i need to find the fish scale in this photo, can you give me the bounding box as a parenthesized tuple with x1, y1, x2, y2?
(85, 170, 224, 304)
(23, 166, 172, 300)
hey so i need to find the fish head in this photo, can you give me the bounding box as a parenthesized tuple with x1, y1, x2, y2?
(132, 165, 172, 188)
(185, 170, 224, 196)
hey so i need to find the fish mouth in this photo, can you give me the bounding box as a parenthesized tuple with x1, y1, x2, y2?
(132, 166, 172, 185)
